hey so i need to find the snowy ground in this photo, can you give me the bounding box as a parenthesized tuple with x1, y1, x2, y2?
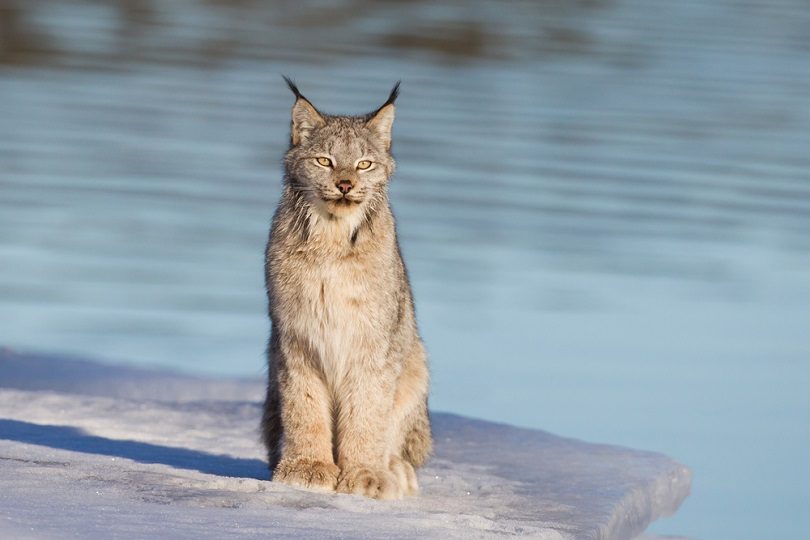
(0, 349, 690, 539)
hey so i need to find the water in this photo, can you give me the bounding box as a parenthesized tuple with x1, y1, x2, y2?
(1, 1, 809, 538)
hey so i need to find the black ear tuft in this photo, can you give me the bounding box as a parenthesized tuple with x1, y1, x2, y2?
(282, 75, 303, 100)
(383, 81, 401, 108)
(365, 81, 401, 121)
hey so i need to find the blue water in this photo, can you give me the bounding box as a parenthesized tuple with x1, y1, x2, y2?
(1, 1, 809, 538)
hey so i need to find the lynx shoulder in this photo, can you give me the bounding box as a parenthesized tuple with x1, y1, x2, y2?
(261, 78, 432, 499)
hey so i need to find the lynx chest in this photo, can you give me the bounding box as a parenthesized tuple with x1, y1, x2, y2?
(277, 249, 393, 387)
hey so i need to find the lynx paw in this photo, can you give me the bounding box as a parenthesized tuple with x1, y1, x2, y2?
(389, 455, 419, 496)
(336, 464, 402, 500)
(273, 457, 339, 492)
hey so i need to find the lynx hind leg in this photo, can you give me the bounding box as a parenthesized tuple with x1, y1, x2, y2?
(385, 399, 431, 497)
(394, 345, 433, 469)
(261, 384, 282, 474)
(402, 400, 432, 468)
(389, 455, 418, 496)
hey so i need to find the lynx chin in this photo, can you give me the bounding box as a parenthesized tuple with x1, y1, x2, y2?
(261, 78, 432, 500)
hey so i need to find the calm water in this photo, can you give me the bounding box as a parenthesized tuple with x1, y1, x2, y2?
(2, 1, 809, 538)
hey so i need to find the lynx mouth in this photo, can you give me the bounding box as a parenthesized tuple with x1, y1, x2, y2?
(317, 195, 363, 218)
(324, 195, 361, 206)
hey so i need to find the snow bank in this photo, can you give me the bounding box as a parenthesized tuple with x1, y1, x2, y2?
(0, 349, 690, 539)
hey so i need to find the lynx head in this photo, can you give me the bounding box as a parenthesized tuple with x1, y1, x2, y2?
(282, 77, 398, 221)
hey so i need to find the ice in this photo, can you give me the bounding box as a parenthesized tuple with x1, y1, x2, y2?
(0, 349, 690, 539)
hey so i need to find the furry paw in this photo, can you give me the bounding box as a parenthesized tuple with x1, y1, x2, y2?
(389, 455, 419, 496)
(273, 457, 339, 492)
(336, 464, 402, 500)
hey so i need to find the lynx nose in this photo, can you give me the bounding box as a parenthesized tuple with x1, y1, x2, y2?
(336, 180, 353, 195)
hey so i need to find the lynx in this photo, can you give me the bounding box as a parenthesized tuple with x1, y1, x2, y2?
(261, 78, 432, 499)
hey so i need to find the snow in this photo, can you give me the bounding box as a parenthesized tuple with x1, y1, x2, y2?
(0, 349, 691, 539)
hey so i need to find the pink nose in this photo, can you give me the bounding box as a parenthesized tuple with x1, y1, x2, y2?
(336, 180, 353, 194)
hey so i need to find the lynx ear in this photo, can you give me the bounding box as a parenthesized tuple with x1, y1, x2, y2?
(366, 81, 400, 150)
(283, 76, 324, 146)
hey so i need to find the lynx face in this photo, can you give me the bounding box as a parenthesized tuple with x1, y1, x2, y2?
(283, 80, 398, 221)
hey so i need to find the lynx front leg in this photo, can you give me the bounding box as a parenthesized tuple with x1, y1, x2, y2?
(334, 371, 402, 500)
(273, 337, 339, 492)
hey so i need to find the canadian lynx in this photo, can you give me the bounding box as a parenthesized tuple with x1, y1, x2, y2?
(261, 78, 432, 499)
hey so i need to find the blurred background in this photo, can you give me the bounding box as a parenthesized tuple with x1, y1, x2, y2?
(1, 1, 809, 538)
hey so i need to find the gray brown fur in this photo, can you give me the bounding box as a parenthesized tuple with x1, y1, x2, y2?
(261, 79, 432, 499)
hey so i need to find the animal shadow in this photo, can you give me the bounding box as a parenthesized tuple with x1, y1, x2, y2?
(0, 418, 268, 480)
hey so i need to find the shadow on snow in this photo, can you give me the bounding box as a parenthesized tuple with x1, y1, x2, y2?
(0, 418, 269, 480)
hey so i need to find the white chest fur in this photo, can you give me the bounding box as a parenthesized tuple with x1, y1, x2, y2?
(283, 219, 383, 390)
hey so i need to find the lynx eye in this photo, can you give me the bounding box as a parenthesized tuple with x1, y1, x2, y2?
(316, 157, 332, 167)
(357, 160, 372, 170)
